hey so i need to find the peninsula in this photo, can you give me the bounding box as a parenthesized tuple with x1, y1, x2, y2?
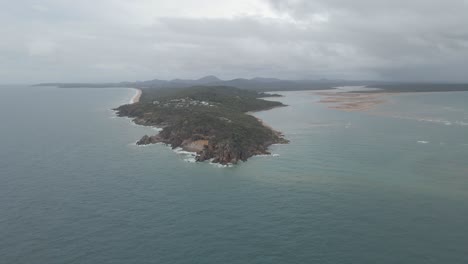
(115, 86, 288, 165)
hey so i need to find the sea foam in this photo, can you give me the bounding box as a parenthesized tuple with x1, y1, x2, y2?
(173, 147, 197, 163)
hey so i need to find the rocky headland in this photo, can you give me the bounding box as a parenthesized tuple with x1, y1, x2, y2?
(115, 86, 288, 165)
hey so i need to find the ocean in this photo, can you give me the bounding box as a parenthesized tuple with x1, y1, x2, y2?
(1, 85, 467, 263)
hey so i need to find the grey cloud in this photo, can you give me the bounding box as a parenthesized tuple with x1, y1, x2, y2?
(267, 0, 468, 81)
(1, 0, 468, 83)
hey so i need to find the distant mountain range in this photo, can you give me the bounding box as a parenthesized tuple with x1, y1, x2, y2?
(36, 76, 378, 91)
(36, 76, 468, 93)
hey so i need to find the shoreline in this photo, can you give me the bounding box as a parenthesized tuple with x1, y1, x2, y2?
(246, 105, 288, 137)
(129, 88, 142, 104)
(120, 88, 288, 165)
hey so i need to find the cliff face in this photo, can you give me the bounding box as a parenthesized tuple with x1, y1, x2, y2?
(135, 132, 288, 165)
(115, 86, 288, 165)
(196, 137, 287, 164)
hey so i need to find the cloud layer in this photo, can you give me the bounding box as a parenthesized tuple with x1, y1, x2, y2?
(2, 0, 468, 83)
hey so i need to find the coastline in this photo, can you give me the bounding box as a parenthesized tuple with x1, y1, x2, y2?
(246, 105, 288, 135)
(118, 88, 288, 165)
(129, 88, 142, 104)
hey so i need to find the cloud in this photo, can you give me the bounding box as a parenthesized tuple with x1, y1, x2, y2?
(30, 4, 49, 12)
(1, 0, 468, 83)
(27, 40, 57, 56)
(267, 0, 468, 80)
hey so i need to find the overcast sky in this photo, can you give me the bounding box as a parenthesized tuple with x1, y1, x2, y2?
(2, 0, 468, 83)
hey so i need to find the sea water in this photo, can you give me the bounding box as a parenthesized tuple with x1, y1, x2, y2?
(1, 85, 467, 264)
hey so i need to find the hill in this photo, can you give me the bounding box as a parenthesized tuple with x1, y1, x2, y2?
(35, 76, 367, 91)
(115, 86, 288, 165)
(36, 76, 468, 93)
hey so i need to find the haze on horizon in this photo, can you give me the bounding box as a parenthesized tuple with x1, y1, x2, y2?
(2, 0, 468, 84)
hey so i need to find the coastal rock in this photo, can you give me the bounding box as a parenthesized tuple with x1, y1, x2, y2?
(181, 139, 209, 152)
(136, 134, 161, 145)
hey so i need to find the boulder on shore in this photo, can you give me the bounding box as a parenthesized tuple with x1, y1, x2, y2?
(136, 135, 161, 145)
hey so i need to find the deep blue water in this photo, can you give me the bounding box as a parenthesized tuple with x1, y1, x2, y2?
(1, 86, 468, 263)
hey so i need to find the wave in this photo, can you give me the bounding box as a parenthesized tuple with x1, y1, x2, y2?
(374, 112, 468, 127)
(414, 118, 468, 127)
(211, 163, 234, 168)
(416, 118, 452, 126)
(253, 153, 281, 158)
(204, 158, 233, 168)
(173, 147, 198, 163)
(417, 141, 429, 144)
(455, 121, 468, 126)
(183, 157, 197, 163)
(173, 147, 197, 156)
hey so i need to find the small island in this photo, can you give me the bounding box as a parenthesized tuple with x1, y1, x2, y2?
(115, 86, 288, 165)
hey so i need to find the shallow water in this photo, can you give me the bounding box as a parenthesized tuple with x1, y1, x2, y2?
(1, 86, 467, 264)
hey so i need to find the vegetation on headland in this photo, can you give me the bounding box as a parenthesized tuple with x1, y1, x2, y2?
(115, 86, 288, 165)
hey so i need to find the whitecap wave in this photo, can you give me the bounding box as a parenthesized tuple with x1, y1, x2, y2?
(417, 141, 429, 144)
(210, 162, 234, 168)
(172, 147, 198, 163)
(455, 121, 468, 126)
(382, 113, 468, 127)
(173, 147, 197, 156)
(206, 158, 234, 168)
(412, 117, 451, 126)
(183, 156, 197, 163)
(253, 153, 280, 158)
(414, 118, 468, 126)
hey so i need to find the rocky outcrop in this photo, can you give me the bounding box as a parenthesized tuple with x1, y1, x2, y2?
(136, 135, 161, 145)
(195, 134, 289, 165)
(181, 139, 209, 152)
(135, 132, 288, 164)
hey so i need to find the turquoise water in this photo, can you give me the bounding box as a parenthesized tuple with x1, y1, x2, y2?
(1, 86, 467, 263)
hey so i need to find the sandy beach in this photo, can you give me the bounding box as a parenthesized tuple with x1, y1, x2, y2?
(316, 91, 390, 111)
(130, 88, 142, 104)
